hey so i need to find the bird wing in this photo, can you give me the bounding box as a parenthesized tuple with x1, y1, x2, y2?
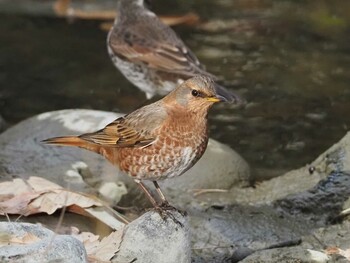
(79, 116, 156, 148)
(79, 103, 167, 148)
(108, 17, 209, 76)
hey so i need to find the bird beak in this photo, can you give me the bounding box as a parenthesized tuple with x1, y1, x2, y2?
(206, 97, 221, 103)
(208, 83, 244, 104)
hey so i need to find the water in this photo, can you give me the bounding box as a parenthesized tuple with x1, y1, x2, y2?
(1, 0, 350, 180)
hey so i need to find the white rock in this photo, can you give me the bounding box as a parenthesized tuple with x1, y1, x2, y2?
(307, 249, 329, 262)
(98, 181, 128, 204)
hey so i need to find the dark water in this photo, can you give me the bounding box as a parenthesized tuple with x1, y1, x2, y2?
(1, 0, 350, 180)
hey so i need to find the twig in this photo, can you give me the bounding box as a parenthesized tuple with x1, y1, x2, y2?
(191, 189, 229, 197)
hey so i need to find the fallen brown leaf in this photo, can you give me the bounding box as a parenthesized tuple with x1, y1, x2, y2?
(0, 177, 102, 216)
(73, 228, 124, 263)
(0, 176, 127, 230)
(0, 232, 41, 246)
(325, 246, 350, 260)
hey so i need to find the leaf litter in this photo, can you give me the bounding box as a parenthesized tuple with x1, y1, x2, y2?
(0, 176, 127, 262)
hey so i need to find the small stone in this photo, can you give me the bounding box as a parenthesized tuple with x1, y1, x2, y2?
(305, 112, 327, 121)
(98, 181, 128, 204)
(285, 141, 305, 151)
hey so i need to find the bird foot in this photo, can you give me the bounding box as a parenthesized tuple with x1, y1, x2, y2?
(151, 203, 187, 227)
(159, 201, 187, 217)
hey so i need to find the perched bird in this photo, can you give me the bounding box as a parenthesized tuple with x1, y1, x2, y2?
(43, 76, 240, 208)
(107, 0, 228, 99)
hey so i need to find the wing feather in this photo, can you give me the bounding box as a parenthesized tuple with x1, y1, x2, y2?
(79, 116, 156, 148)
(108, 15, 210, 77)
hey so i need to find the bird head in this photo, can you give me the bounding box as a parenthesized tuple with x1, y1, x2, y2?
(164, 75, 242, 114)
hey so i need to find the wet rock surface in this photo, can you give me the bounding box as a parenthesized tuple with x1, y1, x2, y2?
(1, 110, 350, 262)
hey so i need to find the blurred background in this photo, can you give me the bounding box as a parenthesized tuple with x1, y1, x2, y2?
(1, 0, 350, 181)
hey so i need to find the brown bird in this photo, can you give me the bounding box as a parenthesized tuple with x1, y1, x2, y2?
(107, 0, 231, 99)
(43, 76, 240, 209)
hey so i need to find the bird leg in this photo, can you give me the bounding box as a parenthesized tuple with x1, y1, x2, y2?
(153, 181, 187, 217)
(135, 180, 158, 207)
(135, 180, 186, 225)
(153, 181, 169, 207)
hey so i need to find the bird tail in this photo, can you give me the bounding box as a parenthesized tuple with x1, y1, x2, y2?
(42, 136, 101, 153)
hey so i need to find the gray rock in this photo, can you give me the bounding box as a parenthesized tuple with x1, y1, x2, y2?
(0, 222, 87, 263)
(304, 220, 350, 247)
(202, 132, 350, 206)
(310, 131, 350, 174)
(274, 171, 350, 226)
(0, 114, 7, 134)
(114, 210, 191, 263)
(190, 205, 304, 262)
(189, 132, 350, 262)
(240, 247, 329, 263)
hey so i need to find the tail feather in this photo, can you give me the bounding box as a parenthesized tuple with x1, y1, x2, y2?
(42, 136, 101, 153)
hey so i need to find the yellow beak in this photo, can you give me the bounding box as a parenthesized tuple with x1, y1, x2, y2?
(206, 97, 221, 103)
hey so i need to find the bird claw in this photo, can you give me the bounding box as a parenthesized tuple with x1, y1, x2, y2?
(159, 202, 188, 217)
(151, 203, 187, 227)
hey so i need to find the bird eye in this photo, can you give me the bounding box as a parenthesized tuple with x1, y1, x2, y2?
(191, 89, 200, 97)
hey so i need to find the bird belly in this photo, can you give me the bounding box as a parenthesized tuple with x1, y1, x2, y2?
(117, 136, 207, 181)
(108, 46, 180, 99)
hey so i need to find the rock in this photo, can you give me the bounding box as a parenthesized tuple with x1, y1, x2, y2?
(0, 114, 7, 134)
(274, 171, 350, 226)
(310, 131, 350, 174)
(0, 109, 122, 192)
(0, 222, 87, 263)
(189, 205, 304, 262)
(189, 132, 350, 261)
(201, 132, 350, 206)
(98, 181, 128, 205)
(239, 247, 329, 263)
(113, 210, 191, 263)
(0, 109, 250, 205)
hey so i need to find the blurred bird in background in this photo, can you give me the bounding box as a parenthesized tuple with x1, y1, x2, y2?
(107, 0, 233, 99)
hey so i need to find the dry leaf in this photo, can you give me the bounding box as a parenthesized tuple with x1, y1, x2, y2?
(325, 246, 350, 260)
(89, 230, 123, 262)
(0, 177, 126, 232)
(30, 190, 102, 215)
(0, 177, 102, 216)
(73, 229, 124, 263)
(340, 249, 350, 260)
(0, 232, 41, 246)
(0, 192, 42, 215)
(84, 207, 127, 230)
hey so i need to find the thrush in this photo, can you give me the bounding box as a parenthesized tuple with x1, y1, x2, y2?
(107, 0, 229, 99)
(43, 76, 240, 209)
